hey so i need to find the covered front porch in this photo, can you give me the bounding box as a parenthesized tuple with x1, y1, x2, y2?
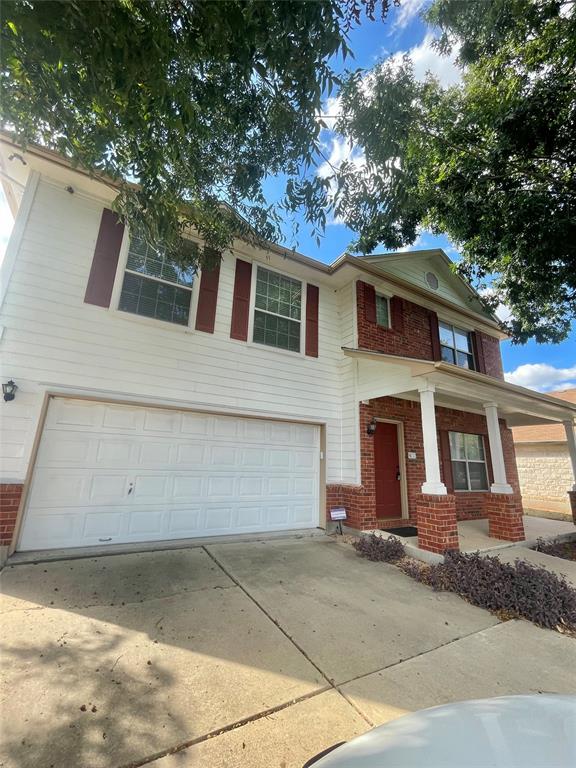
(342, 348, 576, 554)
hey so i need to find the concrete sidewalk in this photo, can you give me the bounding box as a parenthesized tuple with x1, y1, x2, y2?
(1, 537, 575, 768)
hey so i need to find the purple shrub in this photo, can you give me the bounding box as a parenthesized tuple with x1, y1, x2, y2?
(404, 550, 576, 632)
(353, 533, 405, 562)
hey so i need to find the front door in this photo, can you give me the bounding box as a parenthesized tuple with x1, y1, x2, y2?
(374, 421, 402, 519)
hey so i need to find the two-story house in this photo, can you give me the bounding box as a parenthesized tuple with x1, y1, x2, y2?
(1, 134, 575, 561)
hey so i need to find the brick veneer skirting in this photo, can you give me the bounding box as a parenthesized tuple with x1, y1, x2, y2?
(484, 493, 525, 541)
(416, 493, 459, 553)
(326, 397, 522, 530)
(0, 483, 23, 546)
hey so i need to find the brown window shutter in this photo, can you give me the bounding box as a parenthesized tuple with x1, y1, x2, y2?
(84, 208, 125, 307)
(230, 258, 252, 341)
(305, 283, 319, 357)
(429, 310, 442, 361)
(390, 296, 405, 334)
(195, 261, 221, 333)
(471, 331, 487, 373)
(439, 430, 454, 493)
(362, 282, 377, 323)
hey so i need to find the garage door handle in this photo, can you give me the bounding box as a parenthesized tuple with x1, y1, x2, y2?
(99, 537, 112, 542)
(128, 482, 134, 495)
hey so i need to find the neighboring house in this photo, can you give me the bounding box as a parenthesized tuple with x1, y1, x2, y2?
(512, 389, 576, 517)
(1, 134, 575, 561)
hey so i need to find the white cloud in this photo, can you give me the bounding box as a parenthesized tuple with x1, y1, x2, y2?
(317, 95, 342, 132)
(392, 0, 430, 31)
(317, 136, 365, 179)
(389, 33, 462, 87)
(397, 233, 424, 252)
(478, 287, 513, 324)
(316, 136, 368, 226)
(504, 363, 576, 392)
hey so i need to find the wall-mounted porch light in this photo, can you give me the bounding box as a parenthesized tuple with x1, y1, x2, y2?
(366, 417, 377, 436)
(2, 380, 18, 402)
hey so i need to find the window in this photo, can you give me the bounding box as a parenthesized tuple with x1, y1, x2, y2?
(375, 294, 390, 327)
(449, 432, 489, 491)
(425, 271, 439, 290)
(118, 234, 196, 325)
(439, 321, 475, 369)
(253, 266, 302, 352)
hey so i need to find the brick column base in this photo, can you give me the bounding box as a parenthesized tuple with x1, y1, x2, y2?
(568, 491, 576, 525)
(0, 483, 24, 548)
(484, 493, 525, 541)
(416, 493, 459, 554)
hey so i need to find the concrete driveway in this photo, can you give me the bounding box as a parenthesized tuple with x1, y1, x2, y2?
(1, 537, 575, 768)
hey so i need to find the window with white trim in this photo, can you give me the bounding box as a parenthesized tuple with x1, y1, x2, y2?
(118, 234, 196, 325)
(439, 321, 475, 369)
(253, 266, 302, 352)
(449, 432, 489, 491)
(375, 293, 390, 327)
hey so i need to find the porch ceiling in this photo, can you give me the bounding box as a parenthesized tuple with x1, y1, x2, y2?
(342, 347, 576, 428)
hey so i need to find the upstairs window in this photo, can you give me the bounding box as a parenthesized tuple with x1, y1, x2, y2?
(449, 432, 489, 491)
(118, 234, 196, 326)
(375, 294, 390, 327)
(439, 321, 475, 369)
(253, 266, 301, 352)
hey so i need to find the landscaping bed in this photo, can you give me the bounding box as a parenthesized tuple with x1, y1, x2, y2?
(353, 534, 576, 636)
(533, 538, 576, 562)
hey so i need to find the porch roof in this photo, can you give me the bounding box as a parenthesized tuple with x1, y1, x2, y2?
(342, 347, 576, 428)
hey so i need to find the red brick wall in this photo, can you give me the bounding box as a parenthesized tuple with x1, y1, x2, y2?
(326, 397, 522, 529)
(484, 493, 525, 541)
(356, 282, 435, 360)
(0, 484, 23, 546)
(355, 281, 505, 380)
(477, 331, 504, 380)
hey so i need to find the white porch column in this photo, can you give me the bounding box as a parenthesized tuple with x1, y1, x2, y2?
(418, 383, 447, 495)
(563, 421, 576, 491)
(483, 402, 513, 494)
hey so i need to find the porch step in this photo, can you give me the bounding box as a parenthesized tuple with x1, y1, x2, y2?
(377, 518, 414, 529)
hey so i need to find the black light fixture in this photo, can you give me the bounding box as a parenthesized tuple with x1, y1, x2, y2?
(366, 417, 377, 436)
(2, 380, 17, 402)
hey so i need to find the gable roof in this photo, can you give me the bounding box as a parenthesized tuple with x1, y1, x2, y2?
(512, 389, 576, 442)
(357, 249, 494, 321)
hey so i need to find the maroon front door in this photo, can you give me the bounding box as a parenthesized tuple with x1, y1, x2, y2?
(374, 421, 402, 519)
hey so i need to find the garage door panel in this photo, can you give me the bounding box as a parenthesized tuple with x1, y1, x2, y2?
(172, 476, 203, 500)
(180, 412, 210, 436)
(48, 399, 104, 429)
(142, 408, 180, 433)
(175, 444, 206, 466)
(19, 399, 320, 551)
(167, 507, 202, 534)
(84, 510, 124, 539)
(38, 435, 93, 465)
(127, 509, 165, 536)
(138, 441, 173, 466)
(28, 472, 87, 507)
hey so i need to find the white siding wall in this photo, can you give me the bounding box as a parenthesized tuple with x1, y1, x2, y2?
(0, 175, 348, 485)
(336, 281, 360, 483)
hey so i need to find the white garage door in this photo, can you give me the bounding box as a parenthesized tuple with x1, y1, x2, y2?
(19, 398, 320, 551)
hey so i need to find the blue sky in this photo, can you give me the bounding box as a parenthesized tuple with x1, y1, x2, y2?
(0, 0, 574, 391)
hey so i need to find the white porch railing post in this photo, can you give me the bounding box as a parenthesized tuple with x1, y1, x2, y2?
(563, 420, 576, 491)
(418, 383, 447, 495)
(483, 402, 513, 494)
